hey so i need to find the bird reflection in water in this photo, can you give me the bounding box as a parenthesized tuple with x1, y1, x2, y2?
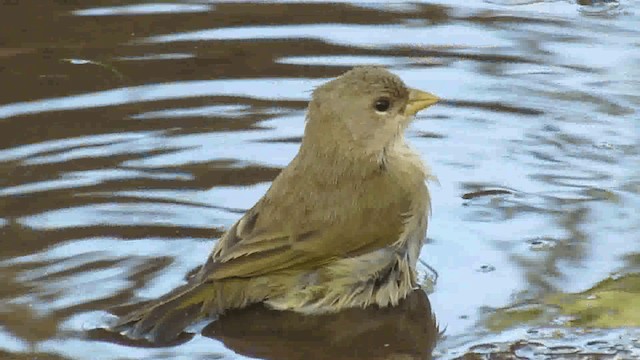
(91, 289, 439, 359)
(204, 289, 439, 360)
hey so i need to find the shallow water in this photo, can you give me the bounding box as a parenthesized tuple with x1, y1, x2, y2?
(1, 1, 639, 359)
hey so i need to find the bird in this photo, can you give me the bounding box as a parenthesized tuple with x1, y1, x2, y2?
(113, 66, 440, 343)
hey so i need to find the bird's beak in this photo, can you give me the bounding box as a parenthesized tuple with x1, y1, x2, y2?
(404, 88, 440, 116)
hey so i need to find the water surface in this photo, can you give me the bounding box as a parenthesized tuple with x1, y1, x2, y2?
(1, 1, 639, 359)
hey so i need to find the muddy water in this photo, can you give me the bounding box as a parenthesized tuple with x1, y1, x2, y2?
(1, 1, 639, 359)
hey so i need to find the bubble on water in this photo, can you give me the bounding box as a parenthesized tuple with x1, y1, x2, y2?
(431, 349, 445, 358)
(547, 345, 580, 355)
(63, 58, 92, 65)
(610, 272, 623, 280)
(594, 142, 615, 150)
(514, 340, 548, 358)
(586, 341, 609, 347)
(57, 310, 116, 332)
(526, 328, 540, 335)
(527, 237, 558, 251)
(449, 328, 640, 358)
(416, 259, 438, 293)
(584, 340, 617, 355)
(551, 315, 576, 326)
(469, 343, 500, 354)
(484, 0, 545, 5)
(477, 264, 496, 273)
(578, 0, 621, 16)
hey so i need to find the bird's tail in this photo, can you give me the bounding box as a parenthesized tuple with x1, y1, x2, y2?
(112, 279, 261, 343)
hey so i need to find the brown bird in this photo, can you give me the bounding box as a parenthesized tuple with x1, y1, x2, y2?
(114, 66, 440, 342)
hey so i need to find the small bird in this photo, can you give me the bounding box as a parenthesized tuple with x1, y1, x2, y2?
(114, 66, 440, 342)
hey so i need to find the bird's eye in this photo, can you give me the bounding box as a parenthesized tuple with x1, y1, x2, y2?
(374, 98, 391, 113)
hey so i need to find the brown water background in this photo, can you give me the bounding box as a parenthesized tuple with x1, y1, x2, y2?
(1, 1, 639, 359)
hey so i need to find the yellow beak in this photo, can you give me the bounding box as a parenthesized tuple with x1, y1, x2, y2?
(404, 88, 439, 116)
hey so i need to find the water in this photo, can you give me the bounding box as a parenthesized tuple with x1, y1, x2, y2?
(1, 1, 639, 359)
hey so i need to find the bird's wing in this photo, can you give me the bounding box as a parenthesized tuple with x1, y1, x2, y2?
(197, 195, 409, 282)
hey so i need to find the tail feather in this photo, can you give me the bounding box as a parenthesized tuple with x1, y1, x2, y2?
(146, 302, 204, 343)
(113, 282, 216, 342)
(112, 278, 273, 343)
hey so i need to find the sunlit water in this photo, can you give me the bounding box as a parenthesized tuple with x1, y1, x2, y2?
(1, 1, 639, 359)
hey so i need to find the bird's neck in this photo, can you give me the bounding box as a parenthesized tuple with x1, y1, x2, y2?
(298, 124, 384, 176)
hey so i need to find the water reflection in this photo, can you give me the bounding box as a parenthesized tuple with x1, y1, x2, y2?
(93, 290, 438, 359)
(204, 290, 439, 360)
(0, 0, 639, 359)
